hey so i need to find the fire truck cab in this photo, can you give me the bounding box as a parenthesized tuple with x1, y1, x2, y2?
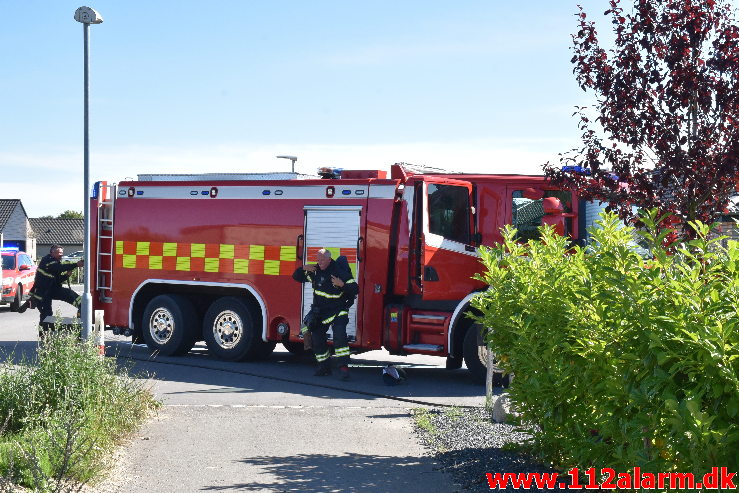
(90, 163, 581, 382)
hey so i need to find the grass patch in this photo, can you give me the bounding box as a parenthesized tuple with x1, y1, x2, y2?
(0, 329, 160, 491)
(442, 407, 464, 421)
(412, 408, 438, 436)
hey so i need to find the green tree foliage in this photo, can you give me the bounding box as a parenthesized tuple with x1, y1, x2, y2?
(472, 211, 738, 474)
(57, 210, 83, 219)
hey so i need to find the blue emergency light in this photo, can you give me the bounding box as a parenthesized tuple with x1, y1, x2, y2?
(317, 167, 344, 179)
(561, 166, 591, 175)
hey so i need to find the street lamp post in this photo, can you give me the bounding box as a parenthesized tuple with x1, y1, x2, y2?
(74, 6, 103, 341)
(276, 155, 298, 173)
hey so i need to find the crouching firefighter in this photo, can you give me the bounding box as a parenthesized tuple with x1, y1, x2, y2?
(19, 244, 83, 334)
(293, 248, 358, 381)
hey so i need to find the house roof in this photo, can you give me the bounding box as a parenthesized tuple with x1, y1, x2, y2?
(30, 218, 84, 245)
(0, 199, 27, 230)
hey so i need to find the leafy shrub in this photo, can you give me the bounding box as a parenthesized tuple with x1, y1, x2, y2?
(0, 331, 159, 490)
(472, 211, 739, 475)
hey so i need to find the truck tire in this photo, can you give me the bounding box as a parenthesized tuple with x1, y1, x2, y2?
(202, 296, 269, 361)
(142, 294, 198, 356)
(254, 340, 277, 359)
(463, 323, 509, 387)
(10, 285, 22, 312)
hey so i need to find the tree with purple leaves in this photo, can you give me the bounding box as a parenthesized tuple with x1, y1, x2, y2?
(544, 0, 739, 236)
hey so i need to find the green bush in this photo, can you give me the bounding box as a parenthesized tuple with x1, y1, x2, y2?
(472, 211, 739, 475)
(0, 330, 159, 491)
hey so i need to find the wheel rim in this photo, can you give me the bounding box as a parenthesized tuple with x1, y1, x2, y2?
(477, 338, 503, 373)
(212, 310, 243, 349)
(149, 307, 175, 345)
(477, 342, 488, 365)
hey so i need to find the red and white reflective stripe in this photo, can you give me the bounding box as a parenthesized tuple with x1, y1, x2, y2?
(425, 233, 480, 258)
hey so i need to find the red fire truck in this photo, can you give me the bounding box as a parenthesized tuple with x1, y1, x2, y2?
(90, 163, 581, 382)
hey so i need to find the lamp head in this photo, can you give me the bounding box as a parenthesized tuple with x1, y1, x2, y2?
(74, 6, 103, 24)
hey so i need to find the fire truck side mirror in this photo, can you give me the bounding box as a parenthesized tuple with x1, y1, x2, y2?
(542, 197, 566, 236)
(542, 197, 564, 213)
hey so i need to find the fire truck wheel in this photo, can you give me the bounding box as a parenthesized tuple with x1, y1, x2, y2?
(142, 294, 198, 356)
(10, 285, 22, 312)
(202, 296, 263, 361)
(254, 340, 277, 359)
(463, 323, 509, 387)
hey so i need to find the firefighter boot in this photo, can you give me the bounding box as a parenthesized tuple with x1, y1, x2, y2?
(314, 361, 332, 377)
(17, 299, 31, 313)
(339, 365, 350, 381)
(302, 328, 313, 350)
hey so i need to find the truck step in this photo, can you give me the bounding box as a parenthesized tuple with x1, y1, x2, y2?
(410, 314, 447, 324)
(402, 344, 444, 352)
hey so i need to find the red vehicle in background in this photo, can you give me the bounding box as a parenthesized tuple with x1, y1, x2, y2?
(1, 248, 36, 311)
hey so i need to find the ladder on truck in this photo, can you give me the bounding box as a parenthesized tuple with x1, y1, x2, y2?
(95, 182, 116, 303)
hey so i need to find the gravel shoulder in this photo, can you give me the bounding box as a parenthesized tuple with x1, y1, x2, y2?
(412, 406, 566, 492)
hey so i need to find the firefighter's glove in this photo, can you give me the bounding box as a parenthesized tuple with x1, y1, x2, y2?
(331, 275, 344, 288)
(302, 309, 317, 327)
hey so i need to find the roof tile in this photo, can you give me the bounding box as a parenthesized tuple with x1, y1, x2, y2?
(29, 218, 84, 245)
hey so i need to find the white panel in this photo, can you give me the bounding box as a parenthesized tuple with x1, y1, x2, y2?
(118, 185, 369, 201)
(302, 207, 362, 341)
(403, 185, 415, 234)
(368, 184, 397, 199)
(584, 201, 608, 240)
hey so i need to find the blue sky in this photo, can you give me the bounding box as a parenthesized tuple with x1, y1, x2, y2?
(0, 1, 667, 216)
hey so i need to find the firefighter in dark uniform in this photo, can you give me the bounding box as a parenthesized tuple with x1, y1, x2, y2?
(20, 245, 83, 332)
(293, 248, 358, 380)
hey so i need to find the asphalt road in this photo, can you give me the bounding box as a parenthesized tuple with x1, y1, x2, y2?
(0, 294, 485, 492)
